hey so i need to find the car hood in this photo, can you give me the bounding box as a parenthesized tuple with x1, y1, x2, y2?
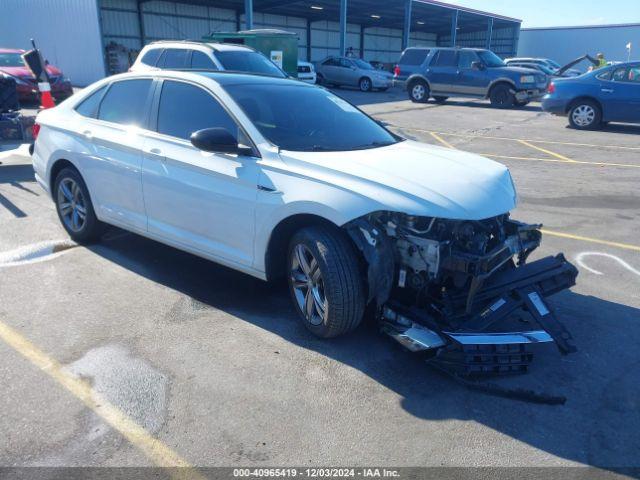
(0, 65, 62, 78)
(493, 65, 540, 75)
(279, 140, 517, 221)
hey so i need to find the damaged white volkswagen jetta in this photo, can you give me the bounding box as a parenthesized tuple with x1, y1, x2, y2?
(32, 71, 578, 376)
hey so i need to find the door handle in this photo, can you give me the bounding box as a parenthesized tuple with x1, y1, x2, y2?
(601, 88, 614, 93)
(82, 130, 92, 139)
(148, 148, 162, 156)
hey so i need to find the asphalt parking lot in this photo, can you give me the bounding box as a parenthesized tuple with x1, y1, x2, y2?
(1, 87, 639, 472)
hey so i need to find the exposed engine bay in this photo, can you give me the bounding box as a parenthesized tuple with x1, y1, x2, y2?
(346, 212, 578, 377)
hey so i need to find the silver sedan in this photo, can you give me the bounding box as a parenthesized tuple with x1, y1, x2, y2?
(316, 56, 392, 92)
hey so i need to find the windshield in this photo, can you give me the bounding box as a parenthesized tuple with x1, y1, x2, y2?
(477, 51, 505, 68)
(546, 59, 561, 69)
(353, 59, 374, 70)
(224, 83, 399, 152)
(215, 51, 286, 78)
(0, 52, 25, 67)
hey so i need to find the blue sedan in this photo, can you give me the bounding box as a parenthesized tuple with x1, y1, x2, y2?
(542, 62, 640, 130)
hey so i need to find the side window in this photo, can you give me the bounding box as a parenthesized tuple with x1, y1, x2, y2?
(157, 80, 239, 141)
(161, 49, 189, 69)
(323, 58, 337, 66)
(457, 51, 478, 69)
(398, 49, 430, 66)
(140, 48, 162, 66)
(191, 50, 217, 69)
(97, 79, 152, 126)
(612, 67, 628, 82)
(75, 85, 107, 118)
(339, 58, 352, 68)
(627, 67, 640, 83)
(596, 69, 612, 81)
(431, 50, 457, 67)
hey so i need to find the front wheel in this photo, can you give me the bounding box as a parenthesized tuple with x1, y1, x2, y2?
(287, 226, 365, 338)
(568, 100, 602, 130)
(54, 167, 104, 242)
(489, 84, 515, 108)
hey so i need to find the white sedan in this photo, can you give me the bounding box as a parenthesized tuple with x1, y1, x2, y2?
(32, 70, 576, 373)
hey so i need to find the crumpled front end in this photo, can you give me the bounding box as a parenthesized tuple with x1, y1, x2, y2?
(346, 211, 578, 376)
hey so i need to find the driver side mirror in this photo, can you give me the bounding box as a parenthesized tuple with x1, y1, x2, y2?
(190, 128, 240, 154)
(471, 61, 485, 70)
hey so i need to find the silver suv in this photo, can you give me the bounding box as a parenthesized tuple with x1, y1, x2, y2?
(130, 40, 286, 78)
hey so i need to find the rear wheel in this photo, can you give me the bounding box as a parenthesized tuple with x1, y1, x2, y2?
(489, 83, 515, 108)
(287, 226, 365, 338)
(433, 96, 448, 104)
(54, 167, 104, 243)
(568, 100, 602, 130)
(359, 77, 372, 92)
(408, 80, 429, 103)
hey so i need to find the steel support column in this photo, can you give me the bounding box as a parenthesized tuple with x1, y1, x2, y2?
(402, 0, 412, 50)
(339, 0, 347, 56)
(450, 9, 458, 47)
(244, 0, 253, 30)
(486, 17, 494, 49)
(360, 24, 365, 58)
(307, 18, 312, 61)
(136, 0, 146, 47)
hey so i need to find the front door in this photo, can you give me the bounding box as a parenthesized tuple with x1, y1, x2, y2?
(601, 66, 640, 123)
(456, 50, 490, 95)
(141, 79, 260, 267)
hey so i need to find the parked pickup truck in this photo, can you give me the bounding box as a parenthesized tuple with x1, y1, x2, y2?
(394, 47, 548, 108)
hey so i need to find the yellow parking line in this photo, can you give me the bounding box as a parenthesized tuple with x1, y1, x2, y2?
(482, 153, 640, 169)
(429, 131, 456, 149)
(399, 127, 640, 151)
(541, 229, 640, 253)
(0, 320, 204, 480)
(518, 139, 576, 162)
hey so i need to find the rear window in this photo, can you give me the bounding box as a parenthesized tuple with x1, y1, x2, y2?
(97, 79, 152, 126)
(432, 50, 456, 67)
(191, 50, 217, 69)
(161, 49, 189, 69)
(215, 50, 285, 77)
(140, 48, 162, 66)
(399, 49, 430, 66)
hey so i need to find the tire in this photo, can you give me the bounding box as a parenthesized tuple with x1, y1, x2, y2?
(408, 79, 429, 103)
(359, 77, 372, 92)
(287, 225, 365, 338)
(433, 96, 448, 104)
(53, 167, 104, 243)
(489, 83, 515, 108)
(568, 100, 602, 130)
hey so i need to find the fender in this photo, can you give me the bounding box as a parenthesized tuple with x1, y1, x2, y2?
(405, 73, 432, 91)
(486, 77, 517, 97)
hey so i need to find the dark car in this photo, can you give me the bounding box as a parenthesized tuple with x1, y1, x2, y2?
(542, 62, 640, 130)
(394, 47, 548, 108)
(0, 48, 73, 103)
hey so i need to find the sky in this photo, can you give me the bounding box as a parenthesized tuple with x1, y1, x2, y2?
(448, 0, 640, 28)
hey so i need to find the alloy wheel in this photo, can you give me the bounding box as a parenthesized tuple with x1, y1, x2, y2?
(290, 244, 327, 326)
(572, 105, 596, 127)
(412, 84, 425, 100)
(57, 177, 87, 233)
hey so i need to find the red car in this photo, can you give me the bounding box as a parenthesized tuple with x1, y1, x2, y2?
(0, 48, 73, 103)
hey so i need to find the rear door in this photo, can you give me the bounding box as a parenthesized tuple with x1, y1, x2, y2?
(319, 57, 341, 83)
(141, 79, 260, 266)
(428, 50, 458, 93)
(80, 78, 153, 231)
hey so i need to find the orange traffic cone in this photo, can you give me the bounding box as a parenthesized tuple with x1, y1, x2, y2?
(38, 81, 55, 109)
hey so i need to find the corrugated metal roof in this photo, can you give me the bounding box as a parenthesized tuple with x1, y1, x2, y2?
(523, 23, 640, 31)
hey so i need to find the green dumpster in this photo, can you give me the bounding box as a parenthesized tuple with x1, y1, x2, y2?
(203, 29, 299, 77)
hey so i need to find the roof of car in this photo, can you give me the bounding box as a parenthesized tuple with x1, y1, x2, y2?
(147, 40, 254, 52)
(195, 70, 309, 86)
(0, 48, 24, 54)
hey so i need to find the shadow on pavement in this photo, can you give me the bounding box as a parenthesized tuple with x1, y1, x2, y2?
(90, 230, 640, 470)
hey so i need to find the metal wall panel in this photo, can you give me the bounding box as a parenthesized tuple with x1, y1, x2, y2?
(364, 27, 402, 63)
(519, 25, 640, 66)
(0, 0, 106, 86)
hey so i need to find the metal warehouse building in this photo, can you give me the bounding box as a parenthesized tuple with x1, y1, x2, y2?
(518, 23, 640, 68)
(1, 0, 520, 86)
